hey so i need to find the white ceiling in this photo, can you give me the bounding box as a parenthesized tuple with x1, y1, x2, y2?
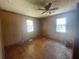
(0, 0, 79, 18)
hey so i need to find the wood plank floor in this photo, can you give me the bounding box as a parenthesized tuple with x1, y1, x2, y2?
(5, 37, 72, 59)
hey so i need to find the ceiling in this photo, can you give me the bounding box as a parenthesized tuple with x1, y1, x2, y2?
(0, 0, 78, 18)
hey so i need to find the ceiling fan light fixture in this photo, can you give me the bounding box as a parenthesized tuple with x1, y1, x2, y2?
(38, 2, 58, 14)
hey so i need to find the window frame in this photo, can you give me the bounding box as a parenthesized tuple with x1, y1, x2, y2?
(26, 20, 34, 32)
(56, 17, 66, 33)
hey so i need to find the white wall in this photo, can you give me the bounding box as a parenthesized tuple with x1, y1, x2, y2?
(41, 10, 77, 48)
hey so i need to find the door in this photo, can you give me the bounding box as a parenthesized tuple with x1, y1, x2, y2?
(73, 3, 79, 59)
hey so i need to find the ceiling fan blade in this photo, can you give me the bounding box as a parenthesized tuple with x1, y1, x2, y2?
(41, 11, 47, 14)
(50, 8, 58, 11)
(38, 8, 45, 10)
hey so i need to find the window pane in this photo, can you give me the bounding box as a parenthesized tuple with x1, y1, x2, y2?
(57, 18, 66, 25)
(56, 17, 66, 32)
(56, 25, 60, 32)
(27, 20, 33, 25)
(60, 25, 66, 32)
(26, 20, 33, 32)
(56, 25, 66, 32)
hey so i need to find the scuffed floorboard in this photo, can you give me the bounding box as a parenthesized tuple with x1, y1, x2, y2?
(5, 37, 72, 59)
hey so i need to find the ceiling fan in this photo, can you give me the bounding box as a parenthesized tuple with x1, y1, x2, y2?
(38, 2, 58, 14)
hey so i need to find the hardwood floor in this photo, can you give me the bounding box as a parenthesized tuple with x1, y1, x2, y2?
(5, 37, 72, 59)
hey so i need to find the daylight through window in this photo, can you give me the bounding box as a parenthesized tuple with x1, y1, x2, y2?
(56, 18, 66, 32)
(26, 20, 33, 32)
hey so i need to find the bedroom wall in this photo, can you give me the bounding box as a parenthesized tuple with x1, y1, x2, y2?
(0, 10, 40, 46)
(41, 10, 77, 47)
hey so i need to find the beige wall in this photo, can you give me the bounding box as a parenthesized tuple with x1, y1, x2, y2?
(0, 10, 40, 46)
(41, 10, 77, 47)
(0, 19, 3, 59)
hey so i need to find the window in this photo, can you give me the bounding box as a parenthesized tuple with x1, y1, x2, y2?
(26, 20, 33, 32)
(56, 18, 66, 32)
